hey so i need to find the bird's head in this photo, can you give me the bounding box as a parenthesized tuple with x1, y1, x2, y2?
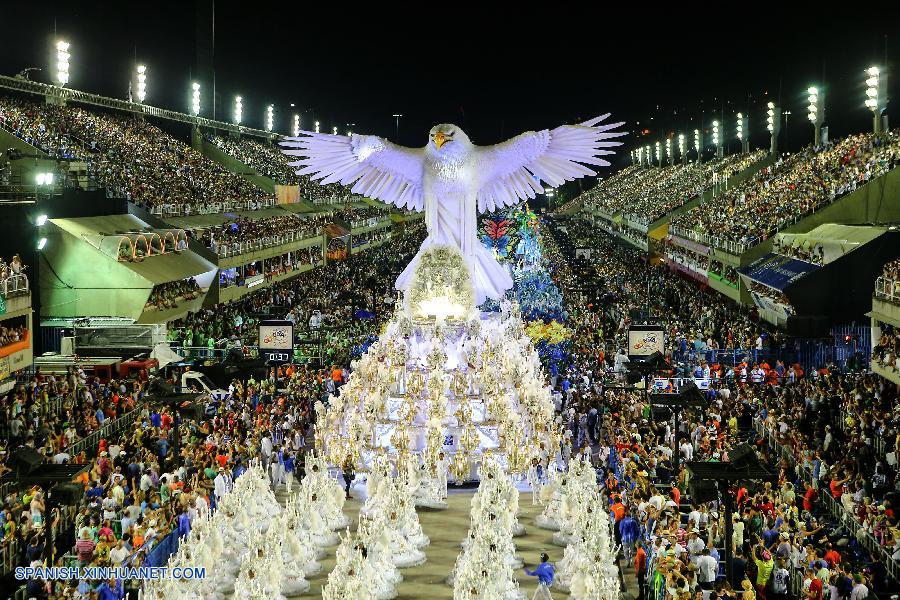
(427, 123, 470, 156)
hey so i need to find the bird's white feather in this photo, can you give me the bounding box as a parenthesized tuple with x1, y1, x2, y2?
(280, 132, 426, 211)
(474, 114, 625, 212)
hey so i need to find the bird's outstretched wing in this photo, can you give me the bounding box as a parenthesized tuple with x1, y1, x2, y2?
(281, 133, 426, 211)
(474, 114, 626, 213)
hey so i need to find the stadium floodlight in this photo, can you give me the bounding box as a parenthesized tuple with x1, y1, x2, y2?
(36, 214, 48, 226)
(135, 65, 147, 103)
(234, 96, 243, 124)
(292, 114, 300, 136)
(314, 121, 320, 133)
(677, 133, 685, 155)
(332, 126, 338, 135)
(711, 120, 720, 147)
(693, 129, 701, 161)
(55, 40, 70, 87)
(645, 145, 651, 166)
(806, 87, 818, 123)
(37, 238, 47, 251)
(265, 105, 274, 132)
(665, 137, 672, 165)
(654, 140, 661, 166)
(635, 147, 642, 166)
(766, 101, 781, 155)
(865, 66, 887, 133)
(807, 85, 824, 145)
(191, 82, 201, 116)
(35, 172, 54, 186)
(736, 113, 743, 140)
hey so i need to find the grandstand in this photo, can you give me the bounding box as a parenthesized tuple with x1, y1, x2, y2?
(1, 22, 900, 600)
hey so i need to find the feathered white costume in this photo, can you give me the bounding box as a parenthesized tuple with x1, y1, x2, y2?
(282, 116, 624, 305)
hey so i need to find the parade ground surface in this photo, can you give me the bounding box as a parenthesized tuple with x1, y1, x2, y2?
(285, 486, 556, 599)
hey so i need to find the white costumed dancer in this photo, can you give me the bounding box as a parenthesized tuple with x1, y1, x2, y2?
(283, 115, 623, 305)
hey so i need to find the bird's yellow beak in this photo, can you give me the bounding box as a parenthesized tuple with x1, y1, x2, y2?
(434, 131, 447, 149)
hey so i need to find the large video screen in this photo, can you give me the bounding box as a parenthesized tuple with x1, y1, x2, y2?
(626, 325, 665, 359)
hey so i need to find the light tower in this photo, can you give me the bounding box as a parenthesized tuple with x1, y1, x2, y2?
(234, 96, 243, 125)
(135, 65, 147, 103)
(292, 114, 300, 137)
(665, 137, 673, 166)
(190, 82, 201, 116)
(766, 101, 781, 155)
(678, 133, 686, 164)
(645, 144, 651, 167)
(807, 86, 824, 146)
(55, 41, 70, 87)
(711, 120, 722, 159)
(736, 112, 749, 154)
(314, 121, 320, 133)
(654, 141, 661, 167)
(265, 105, 274, 132)
(694, 128, 702, 162)
(865, 66, 888, 134)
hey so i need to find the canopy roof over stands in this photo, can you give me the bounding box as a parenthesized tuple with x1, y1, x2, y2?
(51, 215, 216, 284)
(777, 224, 888, 264)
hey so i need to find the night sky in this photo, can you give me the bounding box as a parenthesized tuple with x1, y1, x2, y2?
(1, 3, 898, 170)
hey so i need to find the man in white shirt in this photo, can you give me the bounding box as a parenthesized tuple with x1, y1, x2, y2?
(213, 467, 232, 505)
(850, 576, 869, 600)
(680, 440, 694, 461)
(696, 547, 718, 589)
(686, 530, 706, 556)
(109, 539, 128, 565)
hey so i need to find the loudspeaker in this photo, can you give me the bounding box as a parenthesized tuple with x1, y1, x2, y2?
(651, 406, 673, 422)
(689, 479, 719, 504)
(50, 482, 84, 505)
(679, 381, 706, 405)
(9, 447, 44, 475)
(728, 443, 758, 469)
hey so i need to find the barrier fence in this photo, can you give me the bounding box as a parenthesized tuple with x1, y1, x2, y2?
(212, 230, 322, 258)
(1, 273, 29, 297)
(875, 277, 900, 305)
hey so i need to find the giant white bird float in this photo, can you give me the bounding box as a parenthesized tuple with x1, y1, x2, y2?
(281, 115, 624, 305)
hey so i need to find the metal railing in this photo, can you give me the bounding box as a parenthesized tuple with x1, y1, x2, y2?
(212, 230, 321, 258)
(148, 197, 276, 218)
(669, 225, 755, 256)
(874, 276, 900, 305)
(1, 273, 28, 297)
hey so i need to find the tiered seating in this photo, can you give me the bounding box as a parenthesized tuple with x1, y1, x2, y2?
(0, 95, 270, 215)
(208, 134, 352, 202)
(671, 131, 900, 253)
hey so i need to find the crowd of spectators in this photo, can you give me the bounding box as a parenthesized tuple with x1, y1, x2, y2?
(189, 213, 331, 255)
(0, 322, 28, 349)
(543, 216, 895, 600)
(773, 239, 826, 266)
(170, 223, 424, 366)
(144, 278, 201, 312)
(1, 370, 151, 585)
(576, 151, 766, 225)
(876, 259, 900, 305)
(208, 135, 352, 203)
(0, 95, 272, 215)
(671, 131, 900, 252)
(340, 205, 393, 228)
